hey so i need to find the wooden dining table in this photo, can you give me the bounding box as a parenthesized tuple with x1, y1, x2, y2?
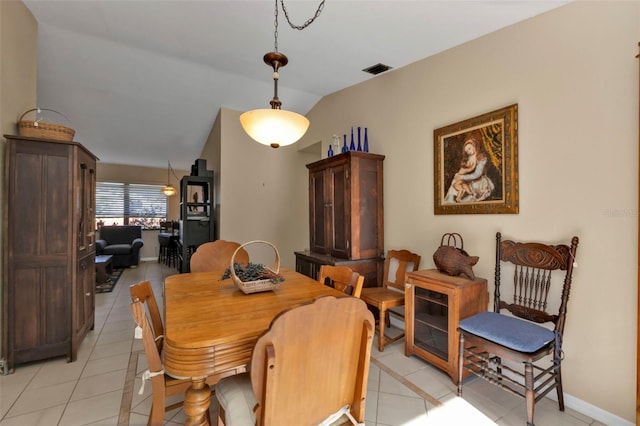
(163, 268, 345, 426)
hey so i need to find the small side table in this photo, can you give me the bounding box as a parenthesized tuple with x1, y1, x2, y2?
(405, 269, 488, 384)
(95, 255, 114, 284)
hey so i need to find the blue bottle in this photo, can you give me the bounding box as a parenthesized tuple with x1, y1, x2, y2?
(363, 128, 369, 152)
(349, 127, 356, 151)
(357, 127, 362, 151)
(342, 134, 348, 153)
(327, 143, 334, 157)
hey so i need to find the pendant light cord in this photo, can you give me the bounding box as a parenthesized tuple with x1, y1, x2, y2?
(273, 0, 326, 51)
(167, 161, 180, 184)
(280, 0, 325, 30)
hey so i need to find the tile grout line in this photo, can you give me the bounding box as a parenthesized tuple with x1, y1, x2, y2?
(369, 357, 443, 408)
(118, 349, 142, 426)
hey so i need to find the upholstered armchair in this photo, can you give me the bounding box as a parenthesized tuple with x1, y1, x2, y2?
(96, 225, 144, 268)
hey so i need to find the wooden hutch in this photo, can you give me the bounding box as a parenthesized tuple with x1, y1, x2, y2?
(295, 151, 385, 287)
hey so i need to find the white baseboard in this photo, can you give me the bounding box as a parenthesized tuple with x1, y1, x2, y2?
(388, 316, 633, 425)
(547, 392, 633, 426)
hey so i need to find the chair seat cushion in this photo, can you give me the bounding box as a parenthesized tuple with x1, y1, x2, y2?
(459, 311, 555, 353)
(103, 244, 133, 255)
(215, 372, 256, 426)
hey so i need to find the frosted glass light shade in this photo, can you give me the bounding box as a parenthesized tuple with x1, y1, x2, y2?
(161, 185, 177, 197)
(240, 109, 310, 148)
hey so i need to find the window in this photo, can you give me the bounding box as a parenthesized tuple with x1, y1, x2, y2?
(96, 182, 167, 229)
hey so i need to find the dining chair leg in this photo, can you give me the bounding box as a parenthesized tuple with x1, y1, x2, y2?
(555, 366, 565, 411)
(378, 308, 386, 352)
(525, 362, 535, 426)
(457, 332, 464, 395)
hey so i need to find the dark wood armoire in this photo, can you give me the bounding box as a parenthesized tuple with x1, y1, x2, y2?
(2, 135, 97, 373)
(295, 151, 385, 287)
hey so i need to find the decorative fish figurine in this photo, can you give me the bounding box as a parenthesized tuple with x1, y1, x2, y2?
(432, 233, 479, 280)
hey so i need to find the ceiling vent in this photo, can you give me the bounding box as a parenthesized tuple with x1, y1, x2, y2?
(362, 63, 393, 75)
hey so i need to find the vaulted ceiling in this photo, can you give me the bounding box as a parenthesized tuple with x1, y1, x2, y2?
(23, 0, 569, 169)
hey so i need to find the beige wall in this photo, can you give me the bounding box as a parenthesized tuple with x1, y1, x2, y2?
(0, 0, 37, 368)
(199, 107, 318, 267)
(298, 1, 637, 422)
(5, 0, 637, 422)
(201, 108, 222, 239)
(207, 1, 638, 423)
(199, 107, 322, 265)
(0, 0, 37, 136)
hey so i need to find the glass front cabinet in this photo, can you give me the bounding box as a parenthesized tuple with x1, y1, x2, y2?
(405, 269, 488, 384)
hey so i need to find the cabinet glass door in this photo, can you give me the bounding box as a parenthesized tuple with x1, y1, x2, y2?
(414, 287, 449, 360)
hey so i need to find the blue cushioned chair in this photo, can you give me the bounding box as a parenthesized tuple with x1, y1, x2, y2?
(457, 232, 579, 426)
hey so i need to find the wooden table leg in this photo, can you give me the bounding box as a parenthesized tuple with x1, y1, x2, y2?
(183, 377, 211, 426)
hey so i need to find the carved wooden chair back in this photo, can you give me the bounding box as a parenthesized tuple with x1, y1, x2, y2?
(189, 240, 249, 272)
(495, 232, 578, 328)
(318, 265, 365, 298)
(457, 232, 579, 426)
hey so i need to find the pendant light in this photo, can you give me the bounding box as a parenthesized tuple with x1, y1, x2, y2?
(161, 161, 177, 197)
(240, 0, 325, 148)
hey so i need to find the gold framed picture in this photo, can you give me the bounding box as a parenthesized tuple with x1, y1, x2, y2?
(434, 104, 519, 215)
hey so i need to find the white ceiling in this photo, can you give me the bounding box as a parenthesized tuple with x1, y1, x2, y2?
(23, 0, 569, 169)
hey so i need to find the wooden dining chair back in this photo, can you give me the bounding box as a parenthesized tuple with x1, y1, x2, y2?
(457, 232, 579, 426)
(130, 280, 241, 425)
(189, 240, 249, 272)
(318, 265, 365, 298)
(216, 296, 375, 426)
(360, 249, 421, 351)
(130, 287, 193, 426)
(129, 280, 164, 353)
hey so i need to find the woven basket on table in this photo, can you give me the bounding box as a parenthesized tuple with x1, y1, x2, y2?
(230, 240, 281, 294)
(18, 108, 75, 141)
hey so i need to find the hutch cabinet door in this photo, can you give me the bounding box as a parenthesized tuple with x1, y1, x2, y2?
(75, 148, 96, 259)
(327, 161, 351, 258)
(306, 152, 384, 261)
(75, 254, 95, 337)
(308, 167, 329, 254)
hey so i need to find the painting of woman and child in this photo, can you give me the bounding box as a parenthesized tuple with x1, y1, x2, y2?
(434, 104, 519, 215)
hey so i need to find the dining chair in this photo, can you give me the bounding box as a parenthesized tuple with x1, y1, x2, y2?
(215, 296, 374, 426)
(129, 280, 164, 353)
(360, 249, 421, 352)
(129, 281, 243, 425)
(189, 240, 249, 272)
(457, 232, 579, 426)
(317, 264, 365, 298)
(130, 298, 196, 425)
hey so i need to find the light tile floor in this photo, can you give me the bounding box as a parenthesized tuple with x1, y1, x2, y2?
(0, 261, 605, 426)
